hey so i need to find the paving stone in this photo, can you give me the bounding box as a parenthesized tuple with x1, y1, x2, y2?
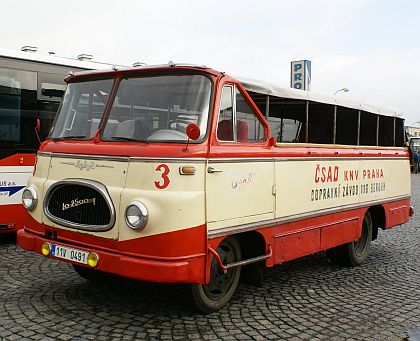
(0, 175, 419, 340)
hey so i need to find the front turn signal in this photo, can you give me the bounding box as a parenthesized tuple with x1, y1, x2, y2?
(87, 252, 99, 268)
(41, 242, 51, 256)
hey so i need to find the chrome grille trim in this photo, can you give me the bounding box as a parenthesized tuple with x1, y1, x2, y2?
(43, 178, 116, 231)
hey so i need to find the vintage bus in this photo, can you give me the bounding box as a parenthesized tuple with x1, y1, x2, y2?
(16, 64, 413, 313)
(0, 47, 115, 234)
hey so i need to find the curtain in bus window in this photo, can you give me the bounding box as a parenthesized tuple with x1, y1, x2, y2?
(307, 104, 334, 144)
(395, 118, 404, 146)
(379, 116, 395, 146)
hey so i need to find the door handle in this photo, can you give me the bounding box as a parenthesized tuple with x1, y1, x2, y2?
(207, 166, 223, 173)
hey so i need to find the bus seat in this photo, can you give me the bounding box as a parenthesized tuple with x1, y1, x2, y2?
(114, 118, 151, 140)
(237, 120, 248, 142)
(217, 119, 249, 142)
(217, 119, 233, 141)
(134, 117, 152, 139)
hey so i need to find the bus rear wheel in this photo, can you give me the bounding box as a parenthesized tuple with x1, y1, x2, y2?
(191, 236, 241, 313)
(326, 211, 373, 266)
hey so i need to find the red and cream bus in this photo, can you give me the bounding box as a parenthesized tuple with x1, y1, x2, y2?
(17, 64, 412, 312)
(0, 47, 115, 234)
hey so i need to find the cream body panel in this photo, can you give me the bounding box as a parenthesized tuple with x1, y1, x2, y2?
(206, 161, 275, 230)
(275, 158, 410, 218)
(207, 212, 274, 231)
(48, 157, 128, 188)
(119, 161, 206, 241)
(34, 155, 51, 179)
(40, 157, 129, 239)
(27, 155, 51, 223)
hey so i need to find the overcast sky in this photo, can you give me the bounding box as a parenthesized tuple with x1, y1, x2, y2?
(2, 0, 419, 124)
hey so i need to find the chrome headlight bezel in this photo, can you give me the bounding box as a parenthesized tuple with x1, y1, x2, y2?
(22, 186, 38, 211)
(125, 201, 148, 231)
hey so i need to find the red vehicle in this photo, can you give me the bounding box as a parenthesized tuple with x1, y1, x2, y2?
(17, 64, 412, 312)
(0, 47, 114, 234)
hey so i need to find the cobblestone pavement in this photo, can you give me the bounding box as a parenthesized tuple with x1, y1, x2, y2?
(1, 176, 419, 341)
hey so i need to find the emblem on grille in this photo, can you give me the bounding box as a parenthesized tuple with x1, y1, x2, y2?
(62, 198, 96, 211)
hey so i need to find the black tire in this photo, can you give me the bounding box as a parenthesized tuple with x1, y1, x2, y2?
(326, 211, 373, 267)
(73, 264, 110, 282)
(191, 237, 241, 313)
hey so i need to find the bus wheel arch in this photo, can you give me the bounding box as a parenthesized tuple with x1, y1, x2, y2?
(191, 231, 267, 313)
(326, 210, 373, 267)
(192, 235, 242, 313)
(236, 230, 267, 287)
(368, 205, 386, 241)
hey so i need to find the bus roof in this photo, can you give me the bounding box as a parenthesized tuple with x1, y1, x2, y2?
(236, 76, 403, 118)
(41, 60, 402, 119)
(0, 48, 118, 70)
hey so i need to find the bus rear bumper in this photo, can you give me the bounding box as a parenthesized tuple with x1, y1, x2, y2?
(17, 229, 206, 284)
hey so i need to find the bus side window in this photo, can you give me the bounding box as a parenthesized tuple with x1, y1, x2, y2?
(217, 86, 234, 142)
(0, 67, 37, 144)
(235, 88, 265, 143)
(268, 117, 302, 143)
(216, 86, 266, 143)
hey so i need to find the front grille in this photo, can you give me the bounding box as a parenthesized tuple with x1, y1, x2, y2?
(44, 180, 114, 231)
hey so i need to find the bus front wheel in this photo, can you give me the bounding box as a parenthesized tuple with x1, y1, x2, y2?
(326, 211, 373, 266)
(191, 236, 241, 313)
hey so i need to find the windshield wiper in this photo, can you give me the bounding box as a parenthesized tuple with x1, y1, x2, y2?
(110, 136, 147, 143)
(50, 135, 88, 141)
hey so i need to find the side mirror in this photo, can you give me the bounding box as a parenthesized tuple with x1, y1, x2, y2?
(35, 118, 42, 144)
(186, 123, 200, 141)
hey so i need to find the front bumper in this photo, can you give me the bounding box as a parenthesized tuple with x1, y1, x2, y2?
(17, 229, 206, 284)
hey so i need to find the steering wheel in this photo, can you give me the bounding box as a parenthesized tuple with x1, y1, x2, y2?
(146, 129, 188, 141)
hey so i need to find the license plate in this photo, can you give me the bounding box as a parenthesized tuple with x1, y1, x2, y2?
(50, 244, 89, 265)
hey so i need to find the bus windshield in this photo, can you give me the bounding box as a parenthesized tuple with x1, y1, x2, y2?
(102, 74, 212, 143)
(49, 79, 114, 140)
(50, 75, 212, 143)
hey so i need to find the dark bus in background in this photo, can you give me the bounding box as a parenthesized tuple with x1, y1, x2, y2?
(409, 137, 420, 173)
(0, 46, 115, 234)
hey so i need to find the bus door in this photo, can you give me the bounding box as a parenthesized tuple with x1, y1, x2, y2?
(206, 85, 275, 233)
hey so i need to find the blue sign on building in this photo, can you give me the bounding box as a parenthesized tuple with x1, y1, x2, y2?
(291, 60, 311, 91)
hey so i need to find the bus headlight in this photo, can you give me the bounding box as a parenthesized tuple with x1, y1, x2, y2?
(22, 187, 38, 211)
(125, 201, 148, 230)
